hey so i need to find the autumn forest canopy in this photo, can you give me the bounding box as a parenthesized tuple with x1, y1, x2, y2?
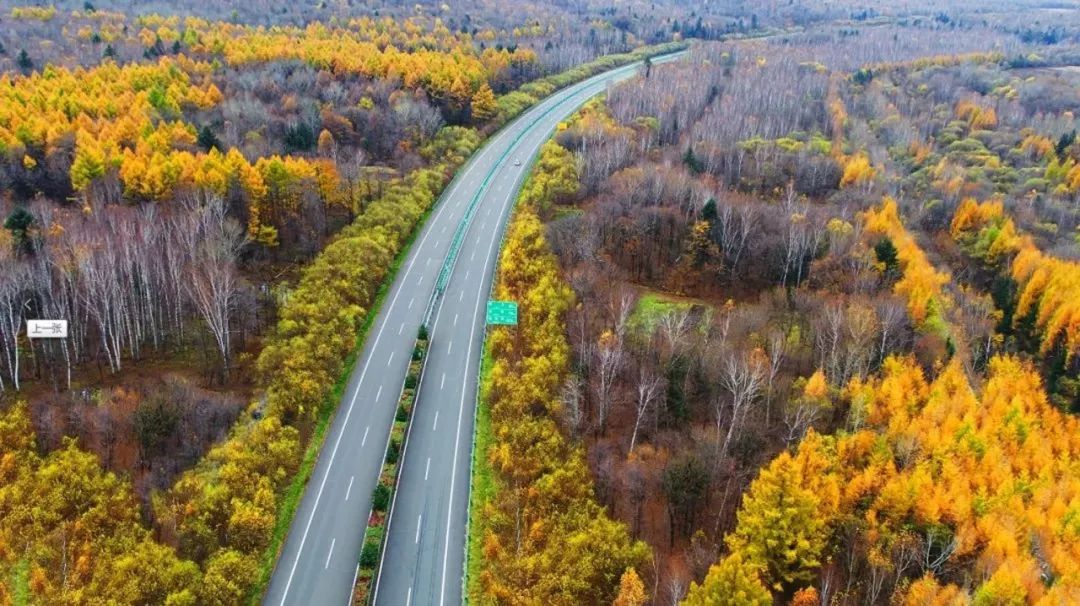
(2, 0, 1080, 604)
(471, 1, 1080, 604)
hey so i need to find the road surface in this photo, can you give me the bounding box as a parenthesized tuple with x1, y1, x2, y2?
(265, 51, 684, 606)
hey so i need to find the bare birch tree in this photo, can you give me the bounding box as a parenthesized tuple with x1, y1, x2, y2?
(716, 350, 767, 463)
(629, 371, 662, 453)
(0, 251, 30, 391)
(593, 290, 635, 434)
(593, 328, 625, 435)
(185, 195, 246, 378)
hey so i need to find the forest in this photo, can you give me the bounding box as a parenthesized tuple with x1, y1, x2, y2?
(4, 0, 1080, 604)
(0, 1, 687, 603)
(467, 2, 1080, 605)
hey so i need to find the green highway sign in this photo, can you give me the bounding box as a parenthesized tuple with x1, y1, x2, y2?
(486, 300, 518, 326)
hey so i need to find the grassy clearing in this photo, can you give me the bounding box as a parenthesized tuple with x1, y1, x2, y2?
(627, 292, 699, 335)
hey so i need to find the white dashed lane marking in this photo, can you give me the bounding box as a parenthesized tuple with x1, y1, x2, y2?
(324, 538, 335, 569)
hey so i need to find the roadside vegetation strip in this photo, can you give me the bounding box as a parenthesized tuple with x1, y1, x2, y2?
(149, 125, 483, 606)
(156, 46, 686, 606)
(465, 137, 649, 603)
(250, 183, 446, 604)
(463, 137, 553, 606)
(465, 349, 497, 604)
(494, 40, 688, 125)
(464, 106, 597, 604)
(352, 328, 429, 605)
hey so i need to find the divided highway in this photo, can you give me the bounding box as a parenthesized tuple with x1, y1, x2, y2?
(265, 51, 685, 606)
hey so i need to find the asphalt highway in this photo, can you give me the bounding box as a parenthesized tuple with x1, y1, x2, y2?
(264, 51, 684, 606)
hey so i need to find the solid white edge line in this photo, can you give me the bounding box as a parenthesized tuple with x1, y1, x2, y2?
(277, 107, 523, 604)
(438, 172, 516, 603)
(371, 242, 456, 605)
(349, 564, 360, 606)
(357, 53, 684, 606)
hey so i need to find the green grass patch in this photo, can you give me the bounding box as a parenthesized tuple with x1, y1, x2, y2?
(10, 558, 29, 606)
(627, 292, 697, 335)
(550, 206, 584, 220)
(465, 346, 498, 604)
(363, 523, 385, 545)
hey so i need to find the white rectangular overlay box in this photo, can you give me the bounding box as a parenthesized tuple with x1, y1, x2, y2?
(27, 319, 68, 339)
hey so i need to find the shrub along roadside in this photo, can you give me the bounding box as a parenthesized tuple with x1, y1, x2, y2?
(152, 45, 677, 606)
(465, 348, 497, 602)
(154, 126, 481, 605)
(466, 145, 649, 603)
(493, 40, 688, 126)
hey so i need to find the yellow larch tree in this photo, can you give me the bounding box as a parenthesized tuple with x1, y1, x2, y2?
(682, 554, 771, 606)
(612, 568, 647, 606)
(863, 197, 952, 334)
(471, 82, 498, 122)
(694, 352, 1080, 604)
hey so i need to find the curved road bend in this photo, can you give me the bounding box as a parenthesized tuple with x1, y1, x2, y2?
(371, 52, 685, 606)
(264, 51, 686, 606)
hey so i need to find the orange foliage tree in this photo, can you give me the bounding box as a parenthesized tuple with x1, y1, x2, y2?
(1012, 245, 1080, 359)
(950, 198, 1080, 362)
(0, 54, 350, 245)
(0, 402, 200, 604)
(692, 355, 1080, 603)
(474, 170, 648, 604)
(863, 197, 951, 336)
(949, 198, 1021, 266)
